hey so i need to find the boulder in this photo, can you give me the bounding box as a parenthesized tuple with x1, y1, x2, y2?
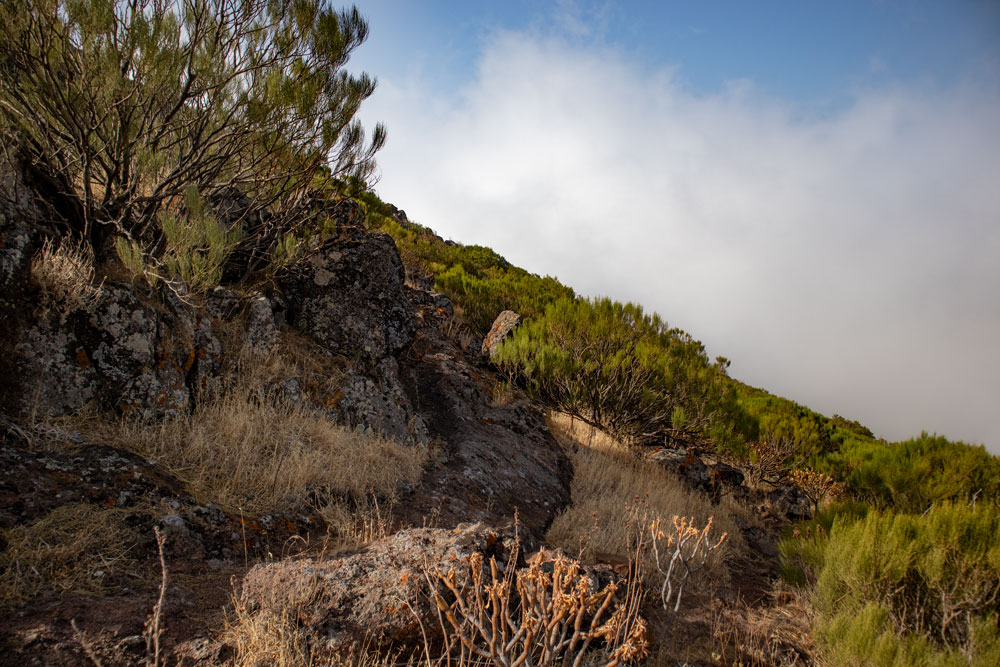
(481, 310, 521, 359)
(239, 523, 516, 653)
(3, 281, 222, 419)
(281, 227, 416, 367)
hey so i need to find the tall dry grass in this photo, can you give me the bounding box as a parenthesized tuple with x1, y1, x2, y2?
(30, 236, 103, 320)
(89, 391, 426, 516)
(544, 412, 742, 589)
(74, 342, 427, 517)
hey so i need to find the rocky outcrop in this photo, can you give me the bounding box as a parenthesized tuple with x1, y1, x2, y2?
(239, 523, 517, 653)
(0, 422, 318, 562)
(3, 283, 222, 419)
(481, 310, 521, 359)
(281, 227, 416, 366)
(646, 446, 813, 521)
(398, 322, 572, 538)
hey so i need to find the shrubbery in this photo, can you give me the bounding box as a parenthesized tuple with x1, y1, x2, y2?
(1, 0, 384, 288)
(803, 503, 1000, 666)
(493, 296, 752, 450)
(359, 195, 574, 335)
(827, 433, 1000, 513)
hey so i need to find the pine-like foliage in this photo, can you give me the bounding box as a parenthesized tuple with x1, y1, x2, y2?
(813, 503, 1000, 666)
(0, 0, 385, 281)
(493, 296, 747, 448)
(828, 433, 1000, 513)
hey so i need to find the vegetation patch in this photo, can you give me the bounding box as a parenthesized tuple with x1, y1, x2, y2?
(0, 503, 139, 609)
(544, 412, 742, 590)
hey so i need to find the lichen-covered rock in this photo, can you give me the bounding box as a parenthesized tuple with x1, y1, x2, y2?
(246, 292, 279, 352)
(481, 310, 521, 359)
(331, 358, 429, 444)
(281, 227, 416, 366)
(239, 523, 516, 653)
(4, 281, 222, 419)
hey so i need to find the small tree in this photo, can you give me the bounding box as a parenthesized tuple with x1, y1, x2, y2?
(0, 0, 385, 282)
(493, 296, 733, 445)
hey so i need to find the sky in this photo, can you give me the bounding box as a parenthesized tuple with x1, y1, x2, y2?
(345, 1, 1000, 452)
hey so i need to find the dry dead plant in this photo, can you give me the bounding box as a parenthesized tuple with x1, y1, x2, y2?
(30, 236, 103, 320)
(650, 516, 727, 614)
(545, 412, 741, 590)
(80, 384, 427, 516)
(144, 527, 169, 667)
(744, 438, 801, 490)
(423, 547, 649, 667)
(788, 470, 844, 515)
(0, 503, 139, 609)
(710, 587, 818, 666)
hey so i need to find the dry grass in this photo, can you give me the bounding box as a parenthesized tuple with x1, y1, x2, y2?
(544, 412, 742, 590)
(0, 503, 139, 609)
(66, 339, 425, 517)
(83, 390, 427, 516)
(224, 594, 414, 667)
(710, 585, 821, 666)
(30, 236, 103, 319)
(318, 496, 395, 554)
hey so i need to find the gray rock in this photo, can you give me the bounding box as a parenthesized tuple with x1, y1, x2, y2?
(481, 310, 521, 359)
(281, 227, 416, 367)
(331, 358, 429, 444)
(239, 523, 515, 653)
(6, 280, 223, 419)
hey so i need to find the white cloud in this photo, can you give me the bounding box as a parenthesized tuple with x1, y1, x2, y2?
(360, 31, 1000, 451)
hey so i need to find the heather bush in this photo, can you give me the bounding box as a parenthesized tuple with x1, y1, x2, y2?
(787, 503, 1000, 665)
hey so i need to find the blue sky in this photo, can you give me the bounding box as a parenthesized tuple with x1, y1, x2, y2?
(346, 1, 1000, 451)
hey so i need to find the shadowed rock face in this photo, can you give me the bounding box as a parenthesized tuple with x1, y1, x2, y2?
(280, 226, 416, 367)
(397, 321, 572, 539)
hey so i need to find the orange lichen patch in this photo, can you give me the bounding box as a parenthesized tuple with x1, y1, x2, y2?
(48, 470, 79, 484)
(184, 349, 196, 372)
(324, 390, 345, 410)
(75, 348, 90, 369)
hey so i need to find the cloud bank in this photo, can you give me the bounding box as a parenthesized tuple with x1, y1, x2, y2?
(360, 31, 1000, 450)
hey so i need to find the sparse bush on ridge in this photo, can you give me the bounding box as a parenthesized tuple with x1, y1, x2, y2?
(494, 296, 751, 450)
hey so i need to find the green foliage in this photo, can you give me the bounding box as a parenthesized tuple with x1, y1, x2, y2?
(736, 384, 877, 466)
(1, 0, 384, 282)
(784, 503, 1000, 665)
(492, 296, 751, 450)
(827, 433, 1000, 513)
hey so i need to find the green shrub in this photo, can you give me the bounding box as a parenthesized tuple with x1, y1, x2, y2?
(829, 433, 1000, 512)
(1, 0, 384, 282)
(493, 296, 750, 449)
(808, 503, 1000, 665)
